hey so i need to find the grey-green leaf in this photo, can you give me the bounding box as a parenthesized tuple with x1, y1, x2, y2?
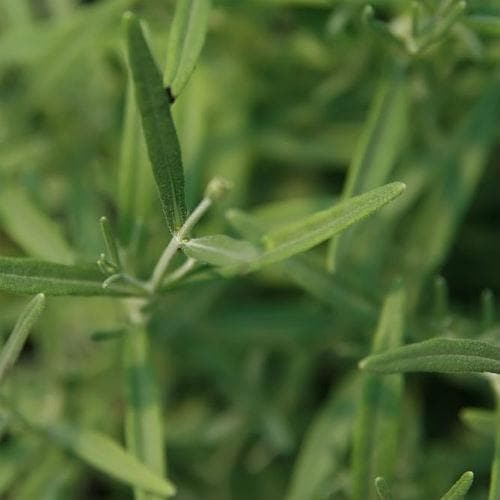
(0, 257, 142, 296)
(259, 182, 405, 267)
(440, 471, 474, 500)
(164, 0, 211, 98)
(45, 423, 175, 497)
(124, 12, 187, 234)
(0, 294, 45, 383)
(183, 235, 260, 266)
(360, 338, 500, 374)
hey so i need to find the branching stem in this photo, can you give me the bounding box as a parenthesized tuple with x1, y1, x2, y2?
(146, 197, 212, 293)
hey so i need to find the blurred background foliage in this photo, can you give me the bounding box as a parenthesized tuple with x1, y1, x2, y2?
(0, 0, 499, 498)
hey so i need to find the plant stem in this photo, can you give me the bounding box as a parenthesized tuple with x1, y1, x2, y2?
(123, 299, 166, 500)
(146, 197, 211, 292)
(489, 375, 500, 500)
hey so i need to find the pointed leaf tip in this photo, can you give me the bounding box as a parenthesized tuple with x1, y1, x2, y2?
(125, 11, 187, 233)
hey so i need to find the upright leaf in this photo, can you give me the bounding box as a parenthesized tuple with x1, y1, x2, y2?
(0, 294, 45, 383)
(118, 79, 155, 246)
(327, 66, 407, 271)
(360, 338, 500, 374)
(352, 282, 406, 500)
(0, 257, 142, 296)
(286, 374, 360, 500)
(164, 0, 211, 99)
(441, 471, 474, 500)
(124, 12, 187, 234)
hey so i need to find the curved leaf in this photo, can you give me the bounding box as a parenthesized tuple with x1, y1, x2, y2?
(360, 338, 500, 374)
(124, 12, 187, 234)
(352, 283, 406, 500)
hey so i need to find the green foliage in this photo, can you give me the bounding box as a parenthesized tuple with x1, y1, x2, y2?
(0, 294, 45, 383)
(0, 0, 499, 498)
(441, 471, 474, 500)
(360, 338, 500, 374)
(164, 0, 211, 99)
(124, 12, 187, 234)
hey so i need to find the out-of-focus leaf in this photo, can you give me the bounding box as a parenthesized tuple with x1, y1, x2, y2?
(352, 282, 406, 500)
(374, 477, 394, 500)
(183, 235, 259, 266)
(0, 294, 45, 383)
(124, 12, 187, 234)
(45, 423, 174, 497)
(360, 338, 500, 374)
(0, 257, 141, 296)
(460, 407, 495, 436)
(118, 80, 154, 247)
(327, 66, 407, 271)
(123, 325, 166, 500)
(164, 0, 211, 98)
(286, 374, 360, 500)
(0, 187, 75, 264)
(440, 471, 474, 500)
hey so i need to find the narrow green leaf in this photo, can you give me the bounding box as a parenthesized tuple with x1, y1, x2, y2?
(327, 66, 407, 270)
(0, 257, 142, 296)
(353, 283, 406, 500)
(441, 471, 474, 500)
(257, 182, 405, 269)
(183, 235, 260, 266)
(123, 325, 166, 500)
(118, 79, 155, 249)
(489, 379, 500, 500)
(124, 12, 187, 234)
(0, 294, 45, 383)
(45, 423, 174, 497)
(374, 477, 393, 500)
(164, 0, 211, 98)
(0, 186, 75, 264)
(226, 209, 378, 323)
(286, 374, 360, 500)
(400, 84, 500, 298)
(360, 338, 500, 374)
